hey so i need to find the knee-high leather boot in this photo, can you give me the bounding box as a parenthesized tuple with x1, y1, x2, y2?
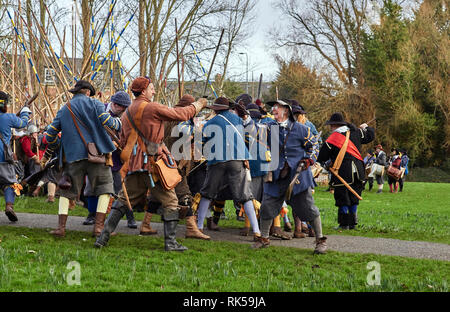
(164, 220, 187, 251)
(125, 209, 137, 229)
(93, 212, 106, 237)
(293, 215, 306, 238)
(50, 214, 68, 237)
(94, 204, 126, 248)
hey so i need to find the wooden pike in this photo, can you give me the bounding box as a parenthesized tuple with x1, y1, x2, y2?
(80, 0, 117, 79)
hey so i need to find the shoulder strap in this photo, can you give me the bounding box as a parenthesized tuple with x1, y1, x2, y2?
(217, 114, 245, 141)
(331, 131, 350, 171)
(67, 101, 88, 149)
(126, 108, 151, 146)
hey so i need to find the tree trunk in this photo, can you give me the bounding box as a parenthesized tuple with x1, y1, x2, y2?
(138, 0, 147, 76)
(81, 0, 93, 72)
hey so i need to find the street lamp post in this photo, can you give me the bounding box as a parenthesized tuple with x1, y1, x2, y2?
(239, 52, 249, 94)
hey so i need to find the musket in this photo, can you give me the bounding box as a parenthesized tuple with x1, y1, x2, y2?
(103, 125, 122, 151)
(285, 162, 306, 200)
(188, 159, 207, 175)
(366, 117, 376, 125)
(257, 73, 263, 99)
(16, 91, 40, 116)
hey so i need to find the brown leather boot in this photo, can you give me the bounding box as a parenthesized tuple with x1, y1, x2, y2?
(293, 216, 306, 238)
(185, 215, 210, 240)
(252, 236, 270, 249)
(32, 186, 41, 197)
(50, 214, 68, 237)
(240, 227, 250, 236)
(5, 203, 18, 222)
(46, 195, 55, 203)
(140, 211, 157, 235)
(271, 226, 292, 240)
(284, 221, 292, 232)
(207, 217, 220, 231)
(93, 212, 106, 237)
(314, 237, 327, 254)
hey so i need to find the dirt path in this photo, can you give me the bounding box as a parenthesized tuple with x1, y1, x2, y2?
(1, 212, 449, 261)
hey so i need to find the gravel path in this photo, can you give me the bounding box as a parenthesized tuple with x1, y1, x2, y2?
(1, 212, 449, 261)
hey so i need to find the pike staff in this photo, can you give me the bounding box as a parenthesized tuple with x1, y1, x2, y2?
(7, 9, 55, 119)
(91, 10, 135, 81)
(190, 43, 218, 99)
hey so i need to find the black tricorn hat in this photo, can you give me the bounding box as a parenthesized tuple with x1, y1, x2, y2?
(266, 99, 295, 121)
(325, 112, 347, 126)
(69, 80, 96, 97)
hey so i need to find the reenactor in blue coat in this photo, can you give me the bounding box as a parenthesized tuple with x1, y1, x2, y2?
(195, 97, 261, 240)
(253, 100, 327, 254)
(0, 91, 32, 222)
(43, 80, 121, 238)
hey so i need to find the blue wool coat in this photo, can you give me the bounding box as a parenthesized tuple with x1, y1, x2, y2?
(244, 117, 271, 177)
(263, 119, 319, 198)
(45, 94, 120, 165)
(0, 112, 30, 162)
(202, 110, 249, 166)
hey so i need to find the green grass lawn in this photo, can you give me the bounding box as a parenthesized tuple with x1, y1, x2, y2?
(5, 182, 449, 244)
(0, 226, 448, 292)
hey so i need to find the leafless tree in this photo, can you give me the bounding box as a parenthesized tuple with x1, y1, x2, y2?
(215, 0, 257, 96)
(273, 0, 370, 88)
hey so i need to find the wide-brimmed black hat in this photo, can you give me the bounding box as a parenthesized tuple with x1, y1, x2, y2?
(292, 105, 306, 115)
(69, 80, 96, 97)
(325, 112, 347, 126)
(266, 99, 295, 121)
(284, 99, 306, 115)
(246, 103, 262, 120)
(209, 97, 232, 111)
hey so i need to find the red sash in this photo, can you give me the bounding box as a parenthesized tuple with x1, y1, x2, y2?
(326, 132, 363, 161)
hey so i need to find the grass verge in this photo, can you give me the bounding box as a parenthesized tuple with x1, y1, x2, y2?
(0, 226, 448, 292)
(4, 182, 450, 244)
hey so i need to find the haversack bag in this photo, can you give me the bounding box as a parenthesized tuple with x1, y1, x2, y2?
(67, 102, 106, 164)
(87, 142, 106, 164)
(153, 156, 182, 190)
